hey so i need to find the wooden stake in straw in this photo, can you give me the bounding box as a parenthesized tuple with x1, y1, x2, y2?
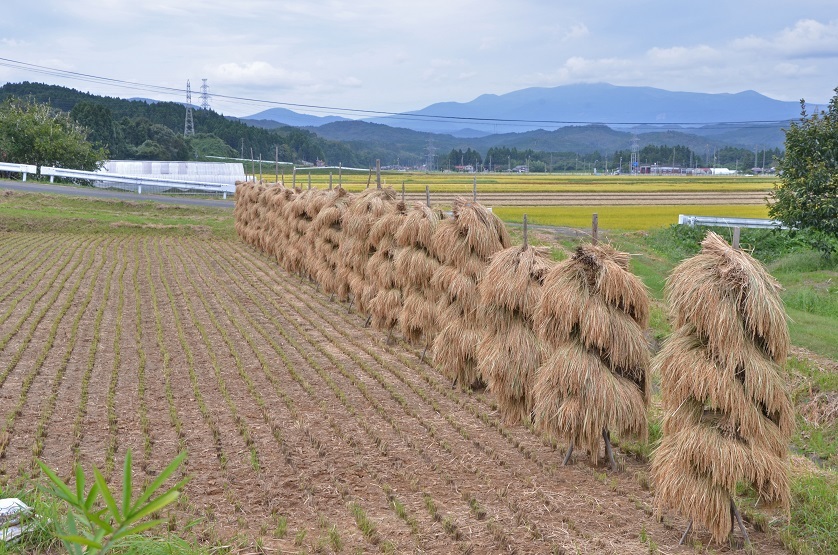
(250, 148, 255, 180)
(731, 500, 751, 547)
(329, 172, 333, 190)
(733, 227, 741, 249)
(275, 145, 279, 183)
(308, 172, 311, 190)
(592, 213, 599, 245)
(366, 166, 372, 189)
(292, 166, 296, 189)
(523, 214, 529, 249)
(376, 159, 381, 189)
(426, 184, 431, 208)
(259, 153, 263, 181)
(339, 162, 342, 188)
(401, 181, 405, 202)
(281, 169, 284, 187)
(473, 176, 477, 202)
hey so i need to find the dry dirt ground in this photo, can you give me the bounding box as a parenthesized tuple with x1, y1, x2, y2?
(0, 232, 793, 554)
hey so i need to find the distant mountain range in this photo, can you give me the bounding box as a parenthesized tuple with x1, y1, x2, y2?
(242, 83, 800, 150)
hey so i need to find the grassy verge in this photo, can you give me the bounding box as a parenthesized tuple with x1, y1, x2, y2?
(0, 189, 235, 239)
(494, 204, 770, 230)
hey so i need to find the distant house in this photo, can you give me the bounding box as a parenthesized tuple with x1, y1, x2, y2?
(454, 164, 475, 173)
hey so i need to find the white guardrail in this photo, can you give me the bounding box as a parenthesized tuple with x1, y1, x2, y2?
(0, 162, 37, 181)
(39, 166, 235, 198)
(678, 214, 787, 229)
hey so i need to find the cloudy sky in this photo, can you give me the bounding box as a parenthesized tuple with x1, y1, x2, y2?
(2, 1, 837, 118)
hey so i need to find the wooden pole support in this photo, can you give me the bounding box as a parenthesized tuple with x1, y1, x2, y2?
(562, 442, 574, 465)
(308, 172, 311, 190)
(523, 214, 529, 249)
(402, 181, 405, 202)
(250, 148, 255, 180)
(603, 428, 618, 471)
(376, 159, 382, 189)
(473, 176, 477, 202)
(292, 167, 296, 189)
(275, 145, 279, 183)
(730, 499, 751, 547)
(592, 213, 599, 245)
(733, 227, 741, 249)
(426, 184, 431, 208)
(366, 166, 372, 189)
(339, 162, 343, 188)
(329, 172, 333, 190)
(679, 520, 693, 545)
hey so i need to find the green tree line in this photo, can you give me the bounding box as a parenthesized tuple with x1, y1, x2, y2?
(0, 82, 378, 166)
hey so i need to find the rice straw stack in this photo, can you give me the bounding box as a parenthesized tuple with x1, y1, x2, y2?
(651, 231, 792, 544)
(477, 243, 553, 424)
(338, 187, 398, 314)
(532, 243, 650, 464)
(431, 197, 511, 388)
(311, 187, 352, 298)
(393, 203, 441, 344)
(367, 201, 408, 333)
(264, 186, 296, 267)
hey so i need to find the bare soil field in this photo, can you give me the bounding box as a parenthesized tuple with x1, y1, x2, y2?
(0, 232, 793, 554)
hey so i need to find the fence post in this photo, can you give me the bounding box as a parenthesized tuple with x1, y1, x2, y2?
(523, 214, 529, 249)
(376, 159, 381, 189)
(733, 227, 741, 249)
(592, 213, 599, 245)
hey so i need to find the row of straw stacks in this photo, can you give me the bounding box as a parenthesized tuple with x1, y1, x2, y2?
(236, 181, 791, 547)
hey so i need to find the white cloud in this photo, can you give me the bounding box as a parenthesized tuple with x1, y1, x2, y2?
(732, 19, 838, 58)
(338, 76, 362, 87)
(563, 23, 589, 41)
(208, 61, 313, 89)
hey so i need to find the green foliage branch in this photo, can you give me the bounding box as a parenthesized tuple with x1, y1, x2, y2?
(36, 449, 187, 555)
(770, 87, 838, 255)
(0, 97, 106, 171)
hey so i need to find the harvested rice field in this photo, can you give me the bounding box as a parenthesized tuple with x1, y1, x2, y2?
(0, 230, 797, 554)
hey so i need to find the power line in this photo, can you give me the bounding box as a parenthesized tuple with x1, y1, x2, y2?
(0, 56, 801, 128)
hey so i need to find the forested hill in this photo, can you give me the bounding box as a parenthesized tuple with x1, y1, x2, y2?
(0, 82, 378, 166)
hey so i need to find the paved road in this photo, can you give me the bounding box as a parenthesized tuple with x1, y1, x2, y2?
(0, 180, 235, 209)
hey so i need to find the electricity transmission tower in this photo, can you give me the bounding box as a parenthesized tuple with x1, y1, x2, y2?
(425, 139, 436, 172)
(630, 135, 639, 174)
(184, 80, 195, 137)
(200, 79, 210, 110)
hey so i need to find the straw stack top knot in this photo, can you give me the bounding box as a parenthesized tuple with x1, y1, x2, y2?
(667, 231, 789, 363)
(571, 243, 649, 327)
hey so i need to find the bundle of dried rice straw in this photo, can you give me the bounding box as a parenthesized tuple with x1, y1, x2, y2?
(338, 187, 398, 315)
(367, 201, 408, 336)
(651, 231, 792, 545)
(311, 187, 353, 298)
(532, 243, 650, 467)
(393, 203, 441, 344)
(477, 242, 553, 424)
(431, 197, 511, 388)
